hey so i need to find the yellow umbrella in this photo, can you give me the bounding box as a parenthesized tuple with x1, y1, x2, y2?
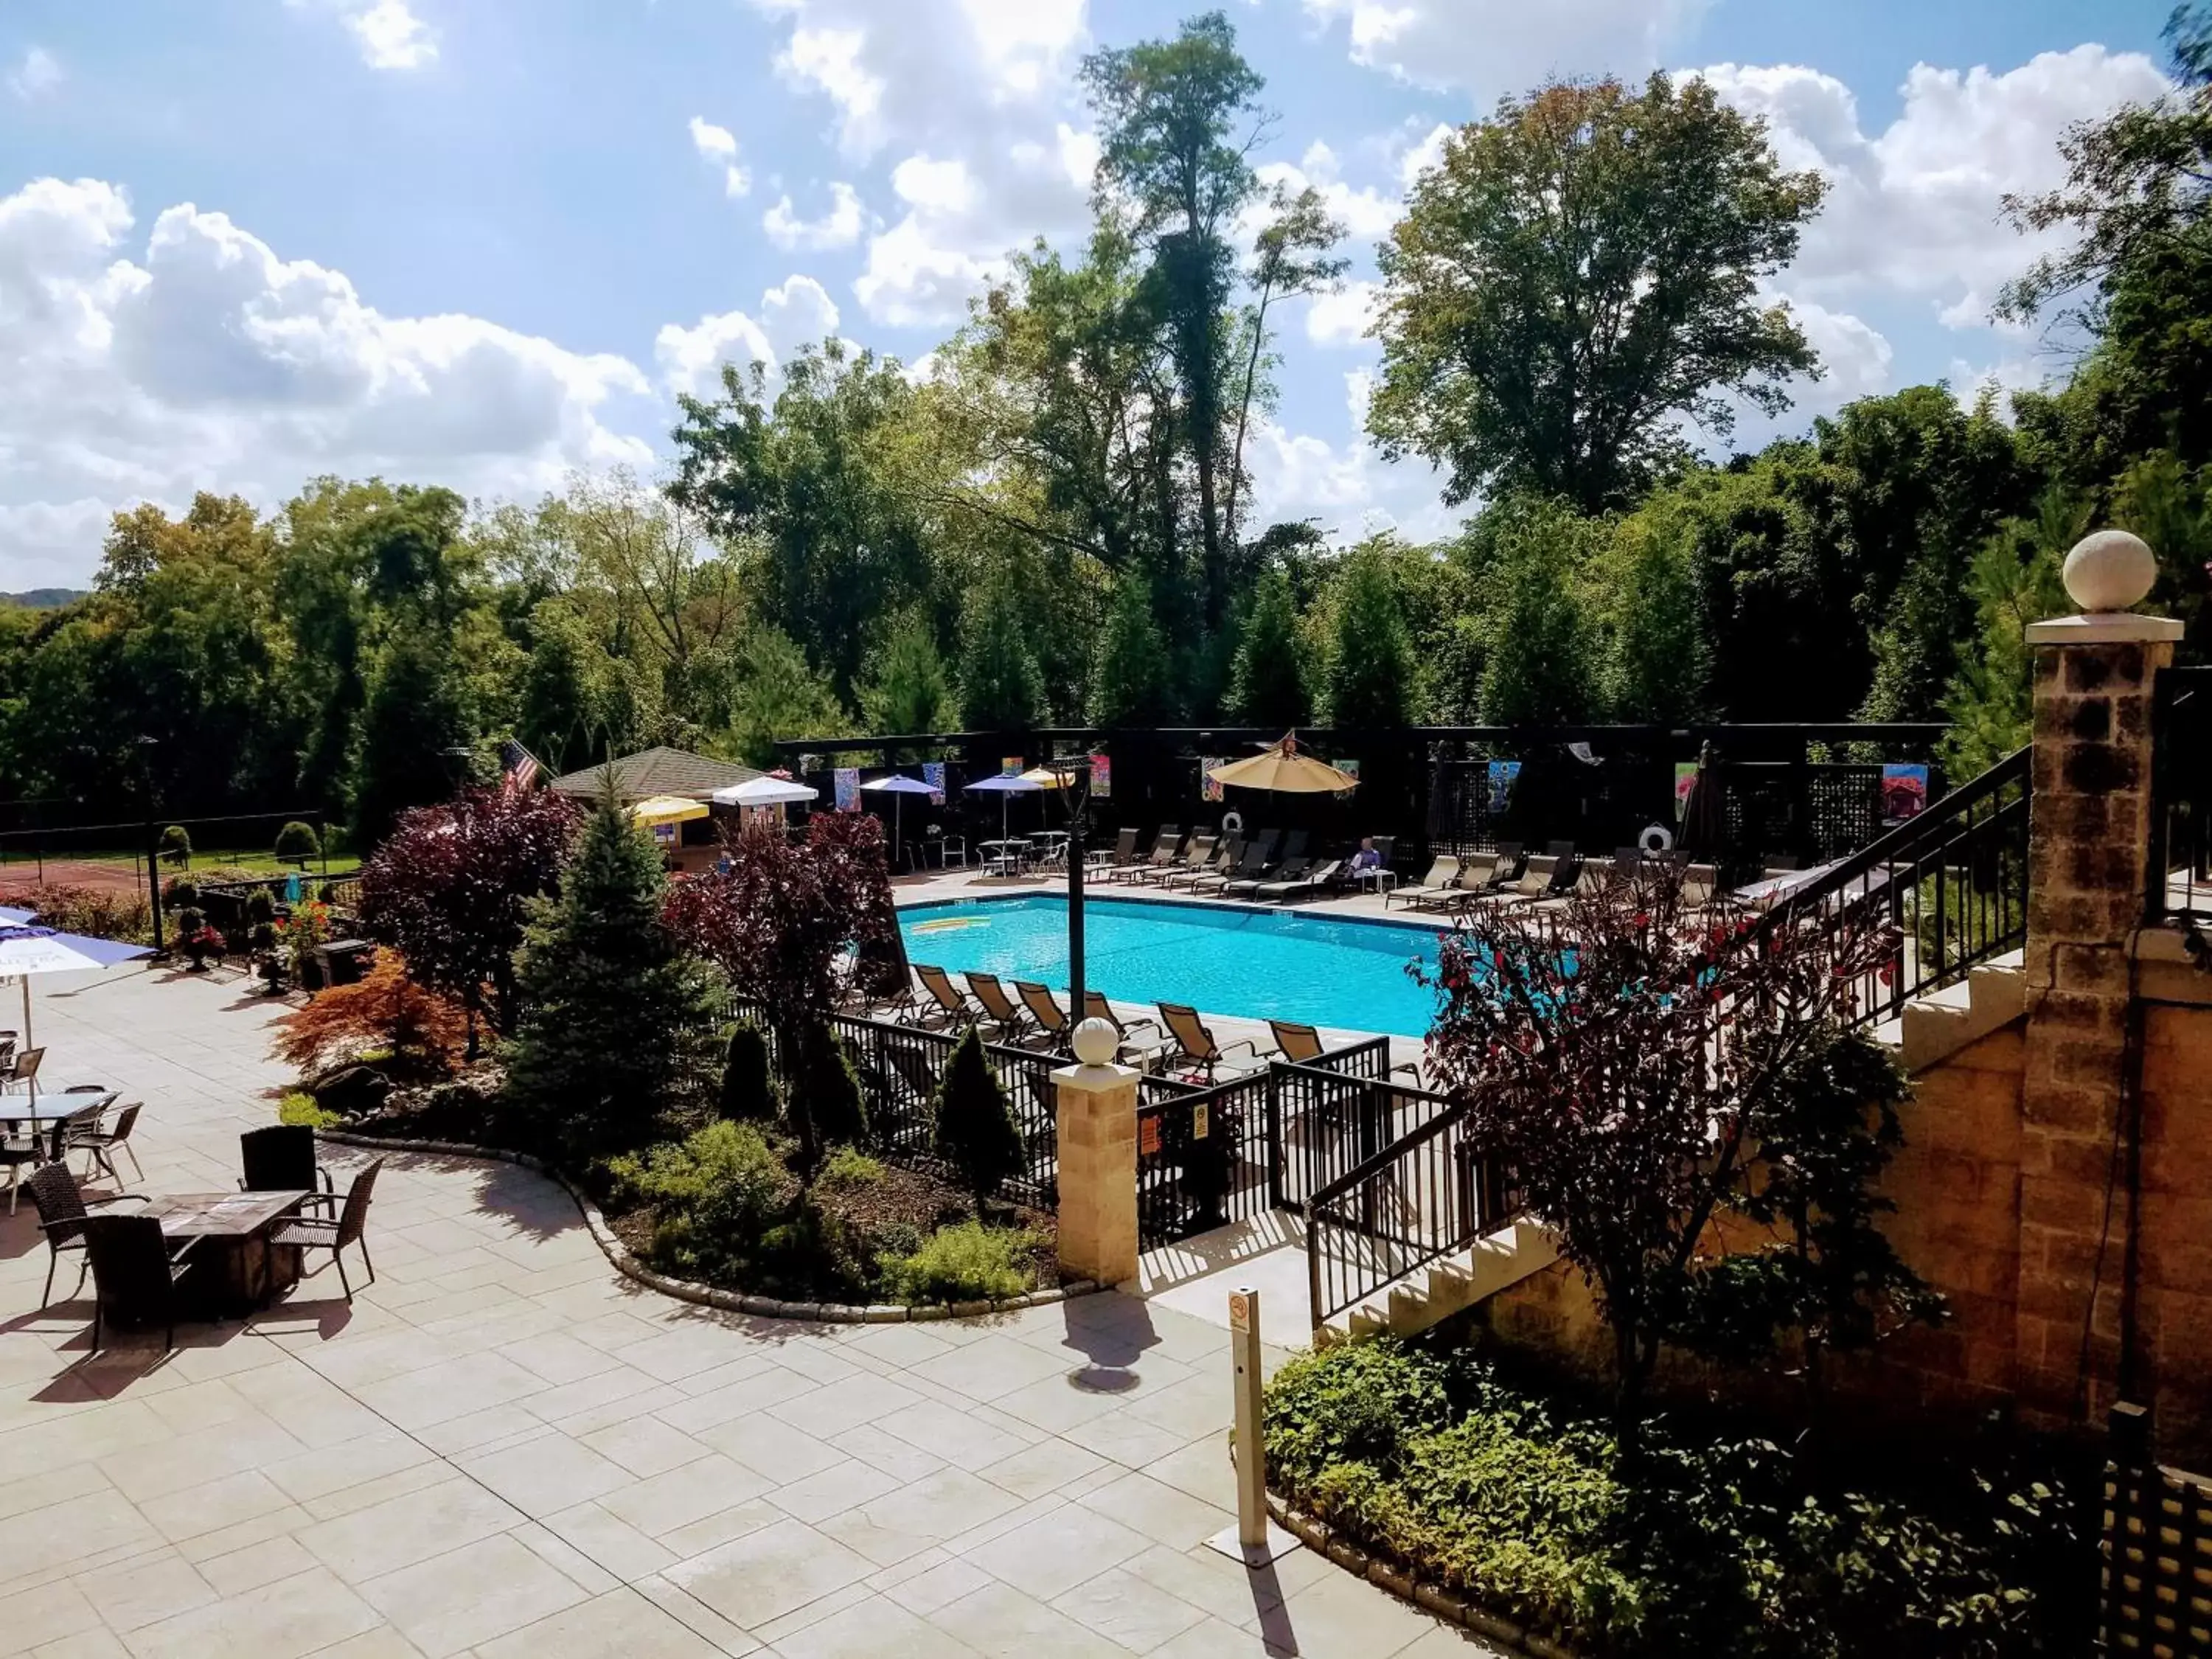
(629, 795, 709, 827)
(1206, 734, 1357, 794)
(1018, 766, 1068, 789)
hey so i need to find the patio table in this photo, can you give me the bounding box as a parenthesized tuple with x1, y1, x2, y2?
(0, 1089, 117, 1122)
(136, 1189, 310, 1315)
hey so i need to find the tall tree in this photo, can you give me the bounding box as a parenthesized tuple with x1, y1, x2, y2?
(1082, 10, 1270, 630)
(1226, 568, 1312, 726)
(958, 571, 1045, 731)
(1325, 544, 1417, 727)
(1470, 498, 1603, 726)
(861, 616, 954, 739)
(1370, 73, 1827, 512)
(1089, 577, 1176, 726)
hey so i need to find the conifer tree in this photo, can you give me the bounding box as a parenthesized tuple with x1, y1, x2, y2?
(931, 1028, 1026, 1213)
(1326, 547, 1417, 726)
(1227, 568, 1311, 726)
(959, 574, 1044, 730)
(1089, 577, 1175, 725)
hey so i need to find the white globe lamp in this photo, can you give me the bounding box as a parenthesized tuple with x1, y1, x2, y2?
(2062, 529, 2158, 614)
(1071, 1017, 1119, 1068)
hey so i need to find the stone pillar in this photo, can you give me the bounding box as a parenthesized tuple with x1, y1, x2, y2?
(2015, 530, 2182, 1431)
(1054, 1020, 1141, 1288)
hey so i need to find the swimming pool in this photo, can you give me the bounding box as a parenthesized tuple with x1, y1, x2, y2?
(898, 894, 1445, 1037)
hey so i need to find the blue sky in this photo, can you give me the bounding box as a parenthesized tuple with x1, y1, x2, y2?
(0, 0, 2177, 588)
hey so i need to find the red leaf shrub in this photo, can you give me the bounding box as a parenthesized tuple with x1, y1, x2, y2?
(271, 953, 471, 1079)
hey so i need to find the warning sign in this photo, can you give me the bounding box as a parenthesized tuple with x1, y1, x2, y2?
(1139, 1116, 1161, 1157)
(1192, 1103, 1210, 1141)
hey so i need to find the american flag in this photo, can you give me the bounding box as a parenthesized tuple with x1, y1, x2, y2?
(498, 740, 541, 793)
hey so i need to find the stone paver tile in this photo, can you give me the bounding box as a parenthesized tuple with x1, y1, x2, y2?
(1114, 1543, 1329, 1635)
(495, 1332, 631, 1388)
(874, 1550, 995, 1618)
(121, 1565, 383, 1659)
(512, 1519, 622, 1597)
(0, 1492, 162, 1587)
(653, 1367, 815, 1437)
(820, 1321, 958, 1371)
(621, 1326, 761, 1386)
(516, 1365, 672, 1430)
(924, 1578, 1127, 1659)
(757, 1338, 863, 1387)
(905, 1335, 1074, 1403)
(1141, 1435, 1238, 1511)
(822, 1425, 944, 1486)
(761, 1374, 925, 1441)
(628, 1574, 761, 1657)
(135, 1468, 295, 1545)
(1066, 1408, 1209, 1473)
(959, 1500, 1153, 1600)
(771, 1593, 978, 1659)
(142, 1377, 257, 1435)
(223, 1364, 388, 1450)
(296, 1458, 453, 1524)
(472, 1587, 730, 1659)
(1273, 1563, 1443, 1659)
(97, 1414, 310, 1504)
(576, 1416, 710, 1480)
(358, 1530, 592, 1657)
(0, 1577, 104, 1655)
(767, 1456, 904, 1524)
(596, 1454, 771, 1540)
(1398, 1624, 1510, 1657)
(689, 1414, 842, 1486)
(973, 1435, 1110, 1501)
(1077, 1470, 1235, 1550)
(67, 1547, 214, 1634)
(354, 1352, 547, 1431)
(663, 1517, 874, 1630)
(195, 1531, 319, 1598)
(539, 1499, 679, 1582)
(296, 1473, 526, 1585)
(817, 1469, 1024, 1568)
(31, 1629, 133, 1658)
(259, 1430, 439, 1509)
(876, 1399, 1035, 1470)
(987, 1372, 1128, 1436)
(1147, 1615, 1279, 1658)
(460, 1432, 632, 1516)
(288, 1627, 431, 1658)
(652, 1495, 788, 1563)
(1054, 1564, 1214, 1653)
(1124, 1373, 1231, 1441)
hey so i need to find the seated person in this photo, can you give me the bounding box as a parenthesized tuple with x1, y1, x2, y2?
(1347, 837, 1384, 876)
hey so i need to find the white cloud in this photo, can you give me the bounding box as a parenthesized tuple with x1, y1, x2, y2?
(288, 0, 438, 70)
(688, 117, 753, 198)
(1245, 369, 1458, 544)
(0, 175, 652, 585)
(758, 0, 1097, 326)
(763, 181, 866, 252)
(1257, 142, 1401, 242)
(1304, 0, 1714, 98)
(7, 46, 62, 101)
(1304, 279, 1380, 347)
(653, 274, 843, 400)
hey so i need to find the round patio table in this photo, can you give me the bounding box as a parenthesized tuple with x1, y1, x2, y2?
(978, 838, 1032, 875)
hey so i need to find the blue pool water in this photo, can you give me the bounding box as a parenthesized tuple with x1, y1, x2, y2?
(898, 895, 1446, 1037)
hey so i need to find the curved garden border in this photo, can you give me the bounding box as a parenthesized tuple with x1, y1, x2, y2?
(321, 1129, 1102, 1324)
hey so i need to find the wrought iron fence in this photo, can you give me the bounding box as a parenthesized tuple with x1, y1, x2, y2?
(1273, 1054, 1449, 1211)
(1134, 1068, 1273, 1251)
(2155, 666, 2212, 926)
(1761, 746, 2030, 1029)
(1303, 1076, 1518, 1332)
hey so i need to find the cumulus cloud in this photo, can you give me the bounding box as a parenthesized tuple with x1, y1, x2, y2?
(1245, 370, 1458, 544)
(759, 0, 1097, 325)
(286, 0, 438, 70)
(1304, 279, 1381, 348)
(8, 46, 62, 101)
(0, 175, 652, 585)
(763, 181, 867, 252)
(688, 117, 752, 198)
(653, 274, 843, 400)
(1256, 142, 1400, 241)
(1304, 0, 1713, 98)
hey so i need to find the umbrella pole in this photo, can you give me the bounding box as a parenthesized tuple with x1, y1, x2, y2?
(20, 975, 29, 1055)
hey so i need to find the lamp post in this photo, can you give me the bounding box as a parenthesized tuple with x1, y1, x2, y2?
(133, 736, 163, 954)
(1053, 757, 1094, 1023)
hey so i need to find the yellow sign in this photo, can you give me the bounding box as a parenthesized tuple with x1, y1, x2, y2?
(1192, 1103, 1210, 1141)
(1228, 1291, 1251, 1332)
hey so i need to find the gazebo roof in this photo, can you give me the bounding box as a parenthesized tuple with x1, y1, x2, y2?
(549, 745, 762, 804)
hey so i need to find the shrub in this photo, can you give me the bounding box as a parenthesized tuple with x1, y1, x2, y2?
(6, 884, 153, 945)
(274, 821, 320, 863)
(816, 1144, 884, 1190)
(279, 1091, 343, 1130)
(605, 1120, 792, 1280)
(875, 1221, 1041, 1304)
(930, 1027, 1025, 1211)
(270, 953, 470, 1077)
(158, 824, 192, 868)
(719, 1024, 778, 1123)
(803, 1032, 869, 1150)
(244, 887, 276, 927)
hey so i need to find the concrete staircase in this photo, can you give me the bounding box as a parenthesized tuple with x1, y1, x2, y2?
(1882, 948, 2027, 1074)
(1319, 1217, 1559, 1345)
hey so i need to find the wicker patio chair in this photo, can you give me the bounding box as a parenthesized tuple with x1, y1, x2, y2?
(27, 1160, 150, 1308)
(81, 1212, 198, 1353)
(271, 1159, 383, 1303)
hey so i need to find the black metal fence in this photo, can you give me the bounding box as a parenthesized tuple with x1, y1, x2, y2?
(2155, 667, 2212, 926)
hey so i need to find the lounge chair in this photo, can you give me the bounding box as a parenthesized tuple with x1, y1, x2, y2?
(1394, 856, 1461, 911)
(1093, 827, 1141, 874)
(1013, 981, 1076, 1052)
(1110, 827, 1183, 884)
(914, 964, 978, 1027)
(1191, 832, 1277, 896)
(1256, 858, 1340, 903)
(888, 1042, 942, 1102)
(1681, 863, 1722, 912)
(1526, 855, 1618, 917)
(966, 972, 1037, 1043)
(1222, 831, 1307, 897)
(1452, 852, 1579, 920)
(1082, 992, 1172, 1070)
(1267, 1020, 1326, 1063)
(1150, 835, 1222, 890)
(1156, 1002, 1265, 1080)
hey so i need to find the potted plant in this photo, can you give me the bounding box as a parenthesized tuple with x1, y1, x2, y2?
(282, 897, 333, 991)
(179, 922, 224, 971)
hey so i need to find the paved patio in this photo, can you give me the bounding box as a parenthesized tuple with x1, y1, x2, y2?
(0, 963, 1495, 1658)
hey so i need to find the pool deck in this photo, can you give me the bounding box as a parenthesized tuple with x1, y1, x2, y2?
(885, 864, 1436, 1079)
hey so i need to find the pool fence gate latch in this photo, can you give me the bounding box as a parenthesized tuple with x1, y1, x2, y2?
(1208, 1286, 1300, 1566)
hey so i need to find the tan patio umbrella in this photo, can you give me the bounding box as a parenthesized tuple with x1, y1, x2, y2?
(1206, 734, 1357, 795)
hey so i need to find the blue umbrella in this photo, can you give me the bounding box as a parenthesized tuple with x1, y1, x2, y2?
(862, 774, 937, 862)
(963, 772, 1044, 851)
(0, 919, 156, 1048)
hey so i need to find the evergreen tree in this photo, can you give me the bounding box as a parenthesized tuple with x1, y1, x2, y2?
(1089, 577, 1175, 725)
(1941, 493, 2080, 776)
(1326, 546, 1417, 726)
(807, 1032, 870, 1147)
(931, 1027, 1026, 1212)
(1474, 498, 1601, 726)
(352, 632, 469, 849)
(1227, 568, 1312, 726)
(504, 788, 714, 1159)
(719, 1024, 778, 1123)
(861, 615, 953, 740)
(959, 573, 1044, 730)
(1604, 524, 1707, 722)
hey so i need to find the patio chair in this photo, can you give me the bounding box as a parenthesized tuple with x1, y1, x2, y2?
(272, 1159, 383, 1303)
(59, 1100, 110, 1180)
(887, 1040, 942, 1105)
(1190, 832, 1278, 896)
(1256, 858, 1341, 904)
(1156, 1002, 1265, 1081)
(1222, 830, 1307, 897)
(1267, 1020, 1326, 1064)
(1445, 854, 1559, 921)
(842, 928, 919, 1020)
(1111, 827, 1183, 884)
(69, 1100, 144, 1187)
(914, 964, 978, 1028)
(965, 972, 1036, 1043)
(1012, 981, 1075, 1052)
(81, 1212, 199, 1353)
(1394, 856, 1461, 911)
(27, 1161, 149, 1308)
(4, 1046, 44, 1095)
(0, 1118, 66, 1215)
(1680, 863, 1722, 912)
(238, 1124, 336, 1197)
(1155, 835, 1228, 891)
(1096, 827, 1140, 873)
(1082, 991, 1172, 1071)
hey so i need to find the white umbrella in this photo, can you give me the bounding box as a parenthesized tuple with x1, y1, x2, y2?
(712, 776, 818, 807)
(963, 772, 1044, 854)
(861, 774, 935, 863)
(0, 919, 155, 1050)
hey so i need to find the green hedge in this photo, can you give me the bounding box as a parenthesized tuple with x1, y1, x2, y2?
(1262, 1341, 2083, 1658)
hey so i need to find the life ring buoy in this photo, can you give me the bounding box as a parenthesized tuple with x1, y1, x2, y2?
(1220, 809, 1244, 835)
(1638, 824, 1674, 855)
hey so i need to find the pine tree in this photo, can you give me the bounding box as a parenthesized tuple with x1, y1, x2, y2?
(719, 1024, 779, 1123)
(1227, 568, 1312, 726)
(1326, 547, 1417, 726)
(931, 1028, 1026, 1212)
(959, 574, 1044, 730)
(1089, 577, 1175, 725)
(862, 616, 953, 740)
(504, 787, 714, 1159)
(353, 633, 468, 849)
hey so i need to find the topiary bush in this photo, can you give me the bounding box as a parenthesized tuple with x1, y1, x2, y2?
(930, 1027, 1025, 1212)
(719, 1024, 778, 1123)
(875, 1220, 1042, 1304)
(275, 820, 321, 865)
(158, 824, 192, 869)
(801, 1030, 869, 1150)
